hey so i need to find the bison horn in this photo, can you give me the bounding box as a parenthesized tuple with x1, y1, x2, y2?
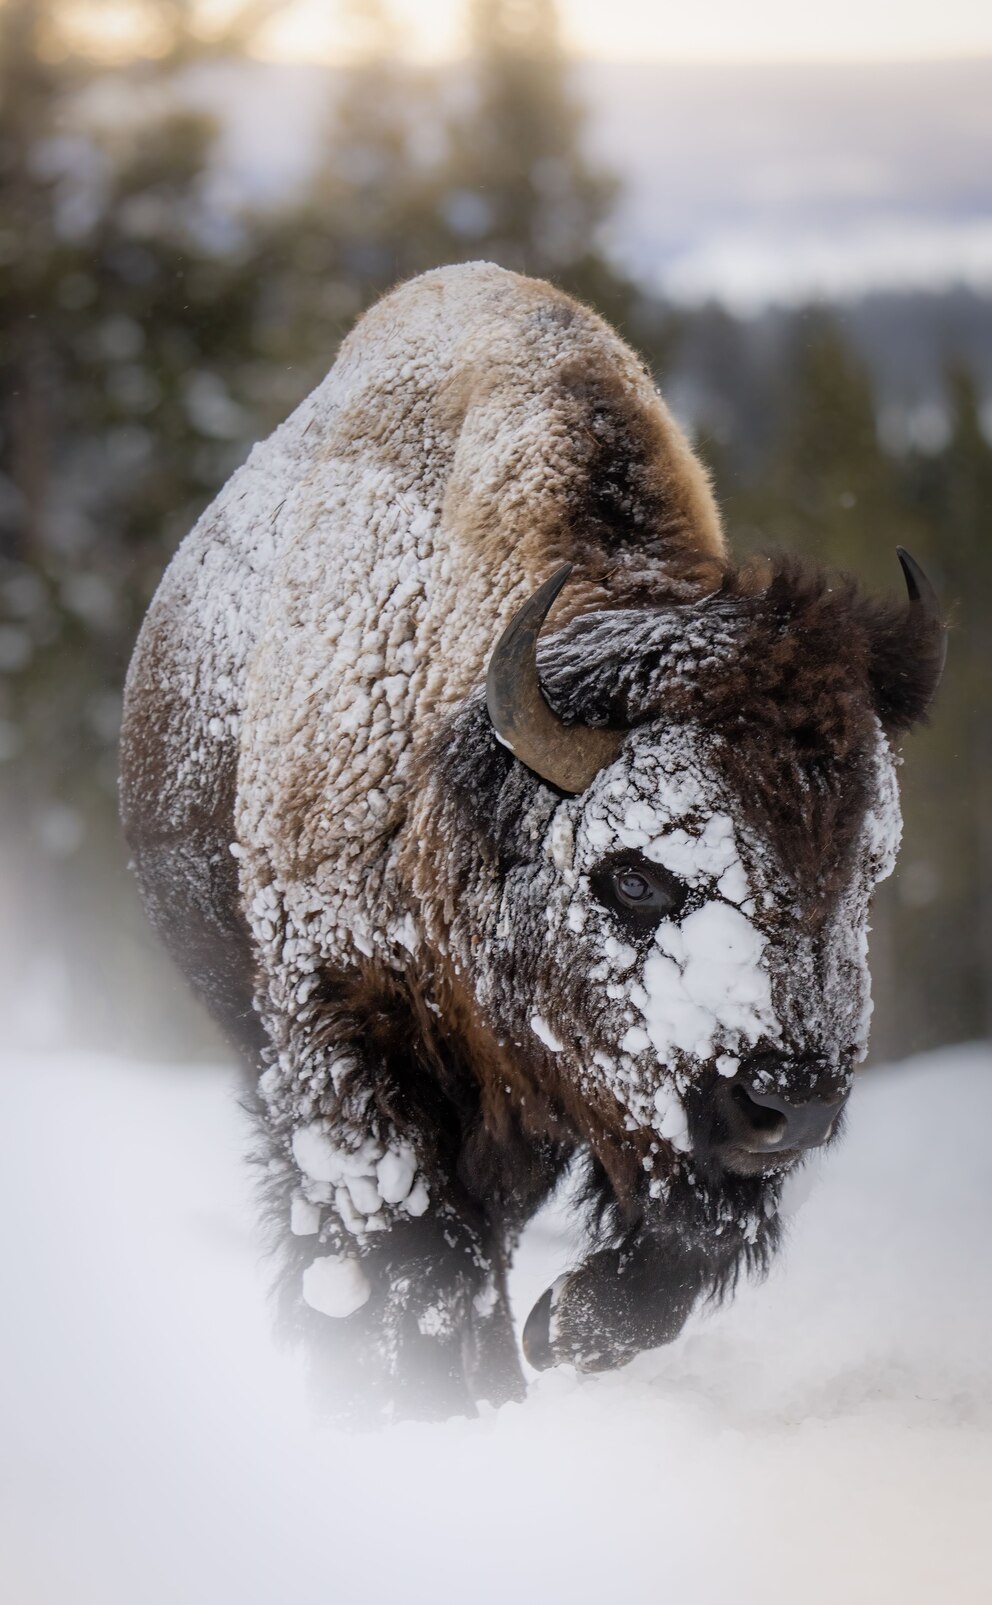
(896, 546, 947, 678)
(485, 563, 625, 795)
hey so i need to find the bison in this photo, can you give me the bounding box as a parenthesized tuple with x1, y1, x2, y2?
(120, 262, 944, 1420)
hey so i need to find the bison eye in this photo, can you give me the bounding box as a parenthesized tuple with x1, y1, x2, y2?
(590, 855, 688, 929)
(616, 869, 652, 902)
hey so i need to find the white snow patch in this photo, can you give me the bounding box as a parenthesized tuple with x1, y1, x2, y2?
(389, 912, 420, 954)
(644, 811, 740, 883)
(289, 1195, 321, 1236)
(635, 901, 777, 1069)
(2, 1048, 991, 1605)
(716, 860, 749, 905)
(404, 1177, 430, 1217)
(653, 1085, 692, 1151)
(473, 1282, 499, 1319)
(344, 1173, 382, 1217)
(530, 1015, 564, 1053)
(376, 1145, 417, 1206)
(417, 1304, 449, 1338)
(301, 1255, 370, 1319)
(291, 1123, 339, 1183)
(621, 1024, 652, 1055)
(549, 814, 574, 872)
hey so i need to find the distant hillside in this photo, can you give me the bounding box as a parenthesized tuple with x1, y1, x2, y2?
(668, 287, 992, 447)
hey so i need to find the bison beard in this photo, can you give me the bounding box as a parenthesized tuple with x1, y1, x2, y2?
(119, 264, 943, 1423)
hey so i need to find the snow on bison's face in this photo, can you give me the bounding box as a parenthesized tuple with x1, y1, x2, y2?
(412, 559, 942, 1189)
(467, 717, 898, 1183)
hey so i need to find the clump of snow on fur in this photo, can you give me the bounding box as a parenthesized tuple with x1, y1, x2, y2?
(288, 1121, 426, 1242)
(864, 718, 903, 885)
(301, 1255, 370, 1318)
(290, 1196, 321, 1236)
(632, 902, 776, 1064)
(376, 1146, 417, 1206)
(653, 1086, 692, 1152)
(530, 1015, 564, 1053)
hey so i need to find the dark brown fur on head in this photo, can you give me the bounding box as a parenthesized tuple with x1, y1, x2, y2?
(542, 554, 942, 901)
(538, 553, 944, 741)
(428, 551, 941, 901)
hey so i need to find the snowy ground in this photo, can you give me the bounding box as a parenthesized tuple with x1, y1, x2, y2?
(2, 1045, 990, 1605)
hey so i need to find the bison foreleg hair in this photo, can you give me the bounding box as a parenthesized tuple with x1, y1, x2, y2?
(523, 1150, 785, 1374)
(523, 1232, 705, 1374)
(245, 1043, 527, 1425)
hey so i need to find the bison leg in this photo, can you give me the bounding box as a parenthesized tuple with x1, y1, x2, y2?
(522, 1233, 710, 1374)
(259, 1049, 527, 1421)
(285, 1207, 525, 1423)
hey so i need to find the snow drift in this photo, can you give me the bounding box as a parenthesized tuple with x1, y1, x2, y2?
(1, 1043, 990, 1604)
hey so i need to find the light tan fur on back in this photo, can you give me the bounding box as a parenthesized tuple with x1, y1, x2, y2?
(123, 262, 724, 995)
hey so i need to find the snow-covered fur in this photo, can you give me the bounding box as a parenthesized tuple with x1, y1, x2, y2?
(120, 263, 942, 1420)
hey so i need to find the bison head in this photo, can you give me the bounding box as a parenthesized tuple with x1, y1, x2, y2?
(409, 554, 943, 1225)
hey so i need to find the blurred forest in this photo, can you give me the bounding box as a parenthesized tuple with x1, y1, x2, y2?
(1, 0, 989, 1060)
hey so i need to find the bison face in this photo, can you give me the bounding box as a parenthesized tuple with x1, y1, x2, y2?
(412, 555, 941, 1200)
(468, 717, 900, 1183)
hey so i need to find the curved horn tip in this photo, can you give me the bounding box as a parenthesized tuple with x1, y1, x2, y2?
(531, 561, 574, 613)
(895, 546, 935, 605)
(895, 545, 947, 678)
(485, 562, 624, 795)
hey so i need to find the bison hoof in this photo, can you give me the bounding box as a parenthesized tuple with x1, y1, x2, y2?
(522, 1286, 555, 1371)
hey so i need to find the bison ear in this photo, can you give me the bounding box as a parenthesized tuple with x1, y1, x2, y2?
(869, 549, 946, 735)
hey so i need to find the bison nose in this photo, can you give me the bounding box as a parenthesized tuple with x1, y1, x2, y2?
(719, 1075, 848, 1155)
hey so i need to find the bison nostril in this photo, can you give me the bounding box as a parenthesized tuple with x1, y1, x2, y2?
(729, 1083, 788, 1148)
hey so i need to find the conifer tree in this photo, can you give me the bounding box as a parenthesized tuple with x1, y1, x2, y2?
(742, 311, 908, 586)
(941, 368, 992, 1036)
(256, 0, 448, 396)
(0, 0, 284, 1050)
(438, 0, 650, 336)
(899, 366, 992, 1045)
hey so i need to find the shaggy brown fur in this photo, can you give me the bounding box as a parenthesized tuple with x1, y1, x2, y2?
(120, 264, 943, 1422)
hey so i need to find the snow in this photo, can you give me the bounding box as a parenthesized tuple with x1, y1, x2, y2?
(652, 1085, 693, 1151)
(288, 1119, 427, 1241)
(289, 1195, 321, 1235)
(376, 1144, 417, 1205)
(633, 901, 777, 1061)
(2, 1044, 990, 1604)
(530, 1014, 564, 1052)
(291, 1121, 341, 1182)
(301, 1255, 371, 1319)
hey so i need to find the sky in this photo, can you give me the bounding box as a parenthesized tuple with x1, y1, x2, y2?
(259, 0, 992, 63)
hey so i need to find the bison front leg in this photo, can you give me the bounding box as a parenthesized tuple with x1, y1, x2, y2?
(522, 1232, 710, 1375)
(260, 1062, 525, 1420)
(292, 1210, 527, 1422)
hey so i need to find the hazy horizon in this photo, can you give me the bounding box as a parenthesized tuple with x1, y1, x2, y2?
(254, 0, 992, 66)
(159, 53, 992, 310)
